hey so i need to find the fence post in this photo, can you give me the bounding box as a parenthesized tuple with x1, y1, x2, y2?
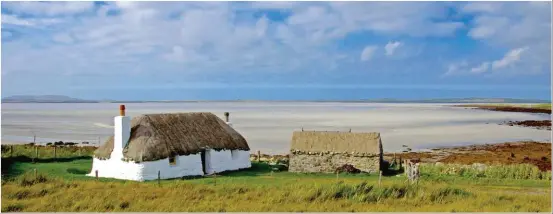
(257, 150, 261, 162)
(214, 171, 217, 186)
(158, 171, 161, 186)
(95, 170, 98, 180)
(34, 146, 38, 163)
(54, 146, 57, 161)
(10, 145, 13, 157)
(378, 170, 382, 187)
(34, 168, 37, 180)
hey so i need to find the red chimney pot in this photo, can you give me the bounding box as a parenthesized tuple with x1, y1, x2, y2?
(119, 105, 126, 116)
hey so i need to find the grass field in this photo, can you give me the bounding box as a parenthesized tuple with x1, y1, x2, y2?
(1, 145, 551, 212)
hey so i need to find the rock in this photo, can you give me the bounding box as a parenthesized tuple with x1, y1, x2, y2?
(335, 164, 361, 174)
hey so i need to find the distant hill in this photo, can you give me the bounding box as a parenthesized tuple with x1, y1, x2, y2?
(1, 95, 98, 103)
(1, 95, 549, 104)
(355, 98, 551, 104)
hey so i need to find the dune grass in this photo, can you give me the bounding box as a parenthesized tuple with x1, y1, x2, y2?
(1, 156, 551, 212)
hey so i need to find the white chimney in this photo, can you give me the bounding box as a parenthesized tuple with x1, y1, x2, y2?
(111, 105, 131, 160)
(224, 112, 233, 127)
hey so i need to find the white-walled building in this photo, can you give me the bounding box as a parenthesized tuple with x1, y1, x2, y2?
(88, 105, 251, 181)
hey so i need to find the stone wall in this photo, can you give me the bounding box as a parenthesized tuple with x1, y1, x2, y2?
(288, 153, 381, 174)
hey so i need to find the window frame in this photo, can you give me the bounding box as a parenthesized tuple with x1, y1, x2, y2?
(169, 155, 177, 166)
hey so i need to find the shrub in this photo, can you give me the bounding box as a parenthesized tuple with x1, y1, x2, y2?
(2, 204, 24, 212)
(420, 163, 551, 180)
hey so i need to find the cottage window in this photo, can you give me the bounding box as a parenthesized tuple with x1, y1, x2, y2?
(169, 156, 177, 165)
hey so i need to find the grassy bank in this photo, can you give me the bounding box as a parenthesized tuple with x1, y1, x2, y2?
(1, 144, 551, 212)
(1, 156, 551, 212)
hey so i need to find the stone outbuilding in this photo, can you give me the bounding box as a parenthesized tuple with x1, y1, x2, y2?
(288, 131, 383, 174)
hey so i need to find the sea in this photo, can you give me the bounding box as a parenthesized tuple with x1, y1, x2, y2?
(1, 102, 551, 154)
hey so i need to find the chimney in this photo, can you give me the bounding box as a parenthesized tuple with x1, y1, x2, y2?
(119, 104, 125, 116)
(111, 104, 131, 160)
(224, 112, 233, 127)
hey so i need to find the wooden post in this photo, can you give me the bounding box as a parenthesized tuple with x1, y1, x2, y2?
(378, 170, 382, 187)
(34, 146, 38, 163)
(54, 146, 57, 161)
(34, 168, 37, 180)
(157, 171, 161, 186)
(213, 171, 217, 186)
(95, 170, 98, 180)
(10, 145, 13, 157)
(257, 150, 261, 162)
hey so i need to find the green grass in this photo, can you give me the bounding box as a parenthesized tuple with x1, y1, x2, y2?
(1, 146, 551, 212)
(532, 103, 552, 110)
(1, 144, 95, 159)
(2, 156, 551, 212)
(420, 163, 551, 180)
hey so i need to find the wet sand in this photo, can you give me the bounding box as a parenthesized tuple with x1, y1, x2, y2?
(1, 102, 551, 154)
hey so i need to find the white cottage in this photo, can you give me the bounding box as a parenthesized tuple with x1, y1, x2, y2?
(88, 105, 251, 181)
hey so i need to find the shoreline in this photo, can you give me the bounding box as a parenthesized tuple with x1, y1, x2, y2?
(454, 104, 552, 114)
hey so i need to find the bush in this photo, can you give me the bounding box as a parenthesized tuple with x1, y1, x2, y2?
(420, 163, 551, 180)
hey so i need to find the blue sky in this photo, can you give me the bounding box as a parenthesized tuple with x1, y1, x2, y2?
(1, 1, 551, 101)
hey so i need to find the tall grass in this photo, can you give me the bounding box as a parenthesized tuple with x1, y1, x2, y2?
(3, 172, 549, 212)
(420, 163, 551, 180)
(1, 145, 95, 159)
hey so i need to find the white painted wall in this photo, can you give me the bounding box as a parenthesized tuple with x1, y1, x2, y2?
(111, 116, 130, 160)
(231, 150, 252, 169)
(88, 153, 204, 181)
(205, 149, 251, 174)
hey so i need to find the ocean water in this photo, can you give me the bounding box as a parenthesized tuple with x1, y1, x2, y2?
(1, 102, 551, 154)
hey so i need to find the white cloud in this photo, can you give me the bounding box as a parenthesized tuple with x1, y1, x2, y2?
(462, 2, 499, 13)
(491, 47, 529, 70)
(360, 46, 378, 61)
(443, 61, 468, 76)
(251, 2, 300, 10)
(1, 1, 549, 92)
(1, 14, 63, 28)
(463, 2, 550, 74)
(445, 47, 530, 76)
(385, 41, 402, 56)
(52, 33, 74, 44)
(2, 14, 35, 26)
(2, 2, 95, 16)
(470, 62, 490, 73)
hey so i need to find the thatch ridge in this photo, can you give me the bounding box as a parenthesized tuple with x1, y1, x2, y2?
(290, 131, 382, 155)
(94, 112, 250, 162)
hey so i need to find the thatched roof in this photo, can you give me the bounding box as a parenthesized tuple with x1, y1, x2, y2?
(290, 131, 382, 155)
(94, 112, 249, 162)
